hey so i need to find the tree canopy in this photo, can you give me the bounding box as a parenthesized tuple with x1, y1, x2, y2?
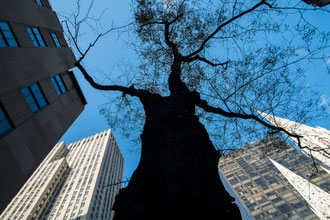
(61, 0, 330, 219)
(64, 0, 329, 152)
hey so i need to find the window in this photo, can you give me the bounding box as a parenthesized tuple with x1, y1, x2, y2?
(51, 74, 67, 95)
(255, 178, 268, 190)
(35, 0, 43, 6)
(236, 158, 254, 173)
(0, 22, 18, 47)
(26, 27, 46, 47)
(229, 178, 239, 185)
(21, 83, 47, 112)
(277, 204, 291, 213)
(319, 138, 330, 147)
(0, 105, 12, 135)
(50, 33, 61, 47)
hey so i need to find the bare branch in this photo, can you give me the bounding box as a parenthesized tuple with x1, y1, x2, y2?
(103, 179, 130, 188)
(184, 0, 272, 58)
(75, 61, 146, 98)
(268, 6, 330, 13)
(222, 48, 327, 102)
(164, 13, 184, 58)
(194, 96, 304, 143)
(62, 20, 84, 56)
(185, 55, 229, 68)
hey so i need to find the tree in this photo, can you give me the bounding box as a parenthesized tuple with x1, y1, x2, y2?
(62, 0, 329, 219)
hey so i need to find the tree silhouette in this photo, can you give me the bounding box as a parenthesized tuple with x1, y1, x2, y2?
(62, 0, 329, 219)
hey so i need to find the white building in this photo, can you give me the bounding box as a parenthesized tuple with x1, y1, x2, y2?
(258, 111, 330, 174)
(0, 129, 124, 220)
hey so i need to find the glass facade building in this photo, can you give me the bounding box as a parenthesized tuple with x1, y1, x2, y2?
(219, 136, 330, 220)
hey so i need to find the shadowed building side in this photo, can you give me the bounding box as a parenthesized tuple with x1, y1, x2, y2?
(0, 0, 86, 211)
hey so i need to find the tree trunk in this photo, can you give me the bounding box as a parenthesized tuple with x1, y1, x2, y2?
(112, 93, 241, 220)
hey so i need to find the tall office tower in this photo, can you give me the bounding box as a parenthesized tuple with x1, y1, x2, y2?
(0, 0, 86, 211)
(258, 111, 330, 174)
(0, 129, 125, 220)
(219, 136, 330, 220)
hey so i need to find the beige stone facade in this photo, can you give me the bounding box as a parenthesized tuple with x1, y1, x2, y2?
(219, 136, 330, 220)
(0, 129, 124, 220)
(0, 0, 86, 211)
(258, 111, 330, 174)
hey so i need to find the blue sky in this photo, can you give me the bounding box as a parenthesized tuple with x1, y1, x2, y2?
(51, 0, 330, 182)
(53, 0, 140, 181)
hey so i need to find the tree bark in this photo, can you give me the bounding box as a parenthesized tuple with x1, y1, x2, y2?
(112, 92, 241, 220)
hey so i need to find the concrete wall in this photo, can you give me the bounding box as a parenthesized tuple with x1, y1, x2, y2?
(0, 0, 86, 212)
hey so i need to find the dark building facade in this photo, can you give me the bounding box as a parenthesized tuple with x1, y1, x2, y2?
(219, 136, 330, 220)
(0, 0, 86, 212)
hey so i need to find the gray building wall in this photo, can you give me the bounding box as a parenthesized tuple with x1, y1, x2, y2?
(0, 0, 86, 212)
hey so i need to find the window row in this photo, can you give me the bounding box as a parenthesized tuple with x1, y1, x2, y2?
(0, 74, 67, 136)
(0, 21, 61, 48)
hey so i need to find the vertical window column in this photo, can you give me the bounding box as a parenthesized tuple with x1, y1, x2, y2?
(26, 27, 46, 47)
(21, 83, 48, 113)
(0, 106, 12, 135)
(0, 22, 18, 47)
(35, 0, 43, 6)
(50, 33, 61, 47)
(51, 74, 67, 96)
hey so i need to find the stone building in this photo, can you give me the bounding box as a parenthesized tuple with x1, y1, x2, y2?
(258, 112, 330, 174)
(0, 0, 86, 211)
(219, 136, 330, 220)
(0, 129, 124, 220)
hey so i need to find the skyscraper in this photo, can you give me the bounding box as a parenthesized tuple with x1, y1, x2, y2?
(0, 0, 86, 210)
(219, 136, 330, 220)
(0, 129, 124, 220)
(258, 111, 330, 174)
